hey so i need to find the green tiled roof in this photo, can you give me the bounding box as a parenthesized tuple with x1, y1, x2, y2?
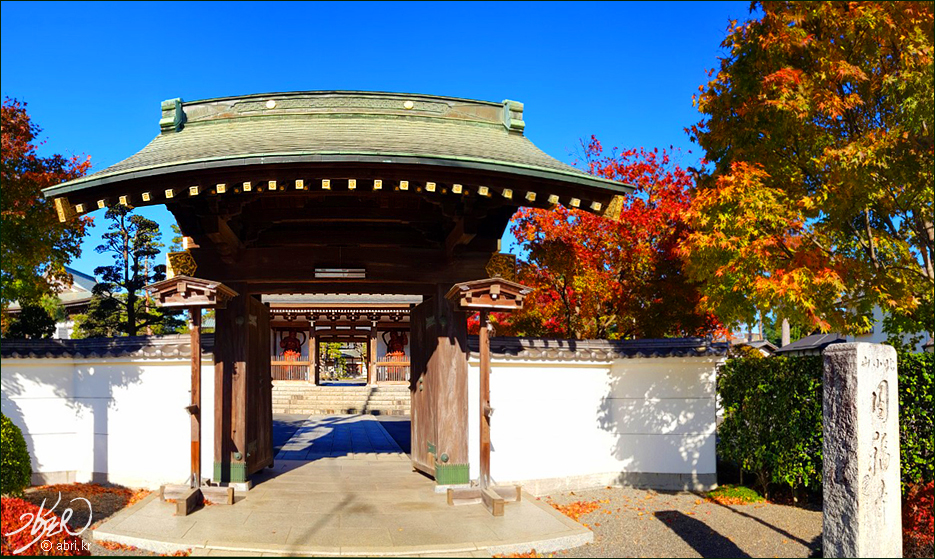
(43, 91, 629, 197)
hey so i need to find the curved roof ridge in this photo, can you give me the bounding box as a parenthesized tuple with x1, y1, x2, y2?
(186, 90, 504, 108)
(42, 90, 633, 205)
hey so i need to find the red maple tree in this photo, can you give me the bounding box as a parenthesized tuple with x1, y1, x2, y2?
(487, 137, 721, 340)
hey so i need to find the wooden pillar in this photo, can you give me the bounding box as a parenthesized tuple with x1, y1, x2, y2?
(190, 307, 202, 488)
(312, 327, 320, 385)
(213, 287, 273, 484)
(307, 322, 314, 383)
(213, 283, 250, 484)
(479, 310, 491, 489)
(368, 323, 378, 385)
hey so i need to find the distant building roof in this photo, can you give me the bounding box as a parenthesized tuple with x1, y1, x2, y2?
(736, 339, 779, 354)
(7, 267, 97, 312)
(774, 333, 846, 354)
(65, 266, 97, 292)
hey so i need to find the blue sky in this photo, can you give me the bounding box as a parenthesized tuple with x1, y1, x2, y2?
(2, 1, 751, 278)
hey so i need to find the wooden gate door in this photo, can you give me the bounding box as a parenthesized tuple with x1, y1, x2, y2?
(409, 286, 469, 484)
(214, 289, 273, 484)
(409, 298, 437, 476)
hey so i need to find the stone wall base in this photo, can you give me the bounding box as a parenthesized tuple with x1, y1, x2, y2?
(498, 471, 717, 496)
(31, 471, 77, 486)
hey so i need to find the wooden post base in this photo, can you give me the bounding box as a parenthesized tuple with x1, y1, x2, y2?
(160, 485, 202, 516)
(446, 485, 521, 516)
(201, 485, 235, 505)
(160, 484, 236, 515)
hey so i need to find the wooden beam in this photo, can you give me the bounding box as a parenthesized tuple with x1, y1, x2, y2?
(189, 246, 494, 286)
(257, 227, 437, 248)
(200, 215, 244, 263)
(445, 218, 477, 257)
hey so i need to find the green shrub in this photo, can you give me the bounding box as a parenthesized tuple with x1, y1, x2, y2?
(717, 356, 823, 498)
(706, 484, 765, 504)
(899, 352, 934, 489)
(717, 351, 934, 497)
(0, 413, 32, 496)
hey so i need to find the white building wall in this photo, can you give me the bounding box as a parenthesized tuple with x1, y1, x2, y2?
(3, 348, 721, 494)
(1, 357, 214, 489)
(848, 304, 930, 352)
(468, 356, 721, 495)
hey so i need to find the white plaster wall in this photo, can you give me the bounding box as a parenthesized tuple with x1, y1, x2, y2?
(1, 357, 214, 489)
(468, 356, 721, 493)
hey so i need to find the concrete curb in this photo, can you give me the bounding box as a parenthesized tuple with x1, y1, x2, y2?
(91, 490, 593, 557)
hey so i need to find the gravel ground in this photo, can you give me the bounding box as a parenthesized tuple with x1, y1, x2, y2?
(542, 486, 822, 558)
(20, 484, 167, 556)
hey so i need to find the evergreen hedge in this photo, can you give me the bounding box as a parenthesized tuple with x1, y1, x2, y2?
(0, 413, 32, 496)
(717, 351, 933, 496)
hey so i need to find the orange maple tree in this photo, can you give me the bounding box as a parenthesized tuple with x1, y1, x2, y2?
(1, 98, 91, 312)
(684, 2, 934, 336)
(494, 137, 720, 340)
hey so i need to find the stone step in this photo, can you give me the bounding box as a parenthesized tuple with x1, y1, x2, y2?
(273, 390, 408, 395)
(275, 393, 408, 396)
(272, 408, 410, 416)
(273, 392, 409, 400)
(271, 404, 410, 409)
(273, 389, 410, 394)
(272, 395, 410, 400)
(272, 383, 411, 415)
(273, 406, 409, 413)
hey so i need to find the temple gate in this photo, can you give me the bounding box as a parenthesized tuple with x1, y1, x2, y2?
(43, 91, 631, 487)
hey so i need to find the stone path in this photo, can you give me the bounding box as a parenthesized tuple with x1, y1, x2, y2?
(275, 415, 404, 460)
(92, 415, 590, 556)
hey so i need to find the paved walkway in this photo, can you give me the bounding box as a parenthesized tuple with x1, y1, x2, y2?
(93, 415, 590, 556)
(275, 415, 403, 460)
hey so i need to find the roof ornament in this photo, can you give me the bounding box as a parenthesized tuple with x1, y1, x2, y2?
(501, 99, 525, 133)
(159, 98, 185, 134)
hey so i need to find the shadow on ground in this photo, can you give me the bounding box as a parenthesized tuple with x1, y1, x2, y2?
(373, 416, 411, 455)
(272, 414, 309, 454)
(654, 510, 751, 558)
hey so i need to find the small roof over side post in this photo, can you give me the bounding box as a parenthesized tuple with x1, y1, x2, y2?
(146, 275, 238, 309)
(445, 277, 532, 312)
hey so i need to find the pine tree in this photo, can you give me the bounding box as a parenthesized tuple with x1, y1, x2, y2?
(76, 205, 183, 337)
